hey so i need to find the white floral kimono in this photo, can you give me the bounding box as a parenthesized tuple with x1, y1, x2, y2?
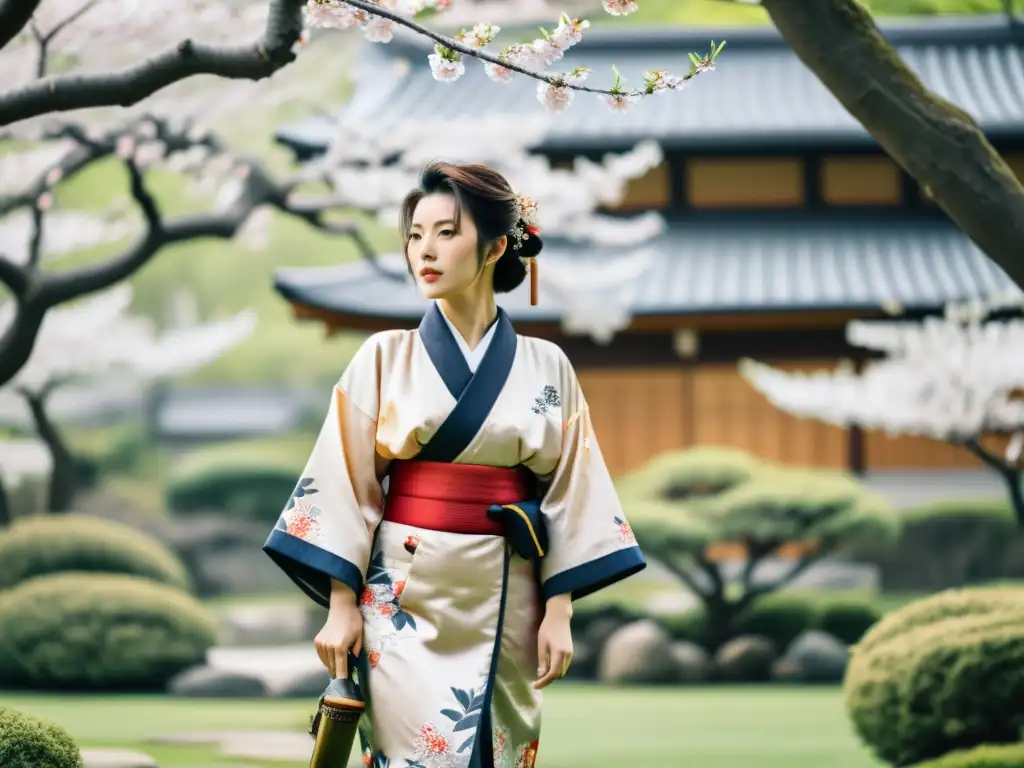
(265, 303, 645, 768)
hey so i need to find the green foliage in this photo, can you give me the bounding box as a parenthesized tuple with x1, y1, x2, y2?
(166, 436, 313, 523)
(0, 707, 83, 768)
(0, 572, 217, 690)
(845, 585, 1024, 766)
(909, 743, 1024, 768)
(0, 514, 190, 591)
(622, 448, 899, 560)
(617, 446, 761, 503)
(873, 500, 1019, 591)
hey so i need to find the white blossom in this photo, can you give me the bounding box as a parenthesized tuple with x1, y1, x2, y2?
(483, 62, 514, 83)
(602, 0, 639, 16)
(537, 82, 574, 112)
(605, 93, 638, 112)
(739, 294, 1024, 455)
(363, 16, 397, 43)
(428, 47, 465, 82)
(0, 284, 257, 406)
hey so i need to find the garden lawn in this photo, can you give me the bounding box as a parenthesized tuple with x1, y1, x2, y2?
(0, 685, 882, 768)
(607, 0, 1008, 25)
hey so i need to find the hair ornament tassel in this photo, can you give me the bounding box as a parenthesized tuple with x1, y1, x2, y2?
(528, 257, 538, 306)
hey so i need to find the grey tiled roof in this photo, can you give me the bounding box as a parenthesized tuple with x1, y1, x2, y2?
(277, 16, 1024, 153)
(274, 215, 1018, 322)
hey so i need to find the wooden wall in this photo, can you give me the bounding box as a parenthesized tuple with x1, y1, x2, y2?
(578, 358, 1002, 477)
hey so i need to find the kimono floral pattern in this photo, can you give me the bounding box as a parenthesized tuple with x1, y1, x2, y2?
(277, 477, 323, 542)
(514, 740, 540, 768)
(492, 725, 511, 768)
(614, 515, 636, 545)
(359, 550, 418, 667)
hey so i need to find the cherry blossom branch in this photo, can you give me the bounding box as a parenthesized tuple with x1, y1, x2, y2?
(0, 0, 306, 127)
(0, 122, 385, 385)
(311, 1, 724, 105)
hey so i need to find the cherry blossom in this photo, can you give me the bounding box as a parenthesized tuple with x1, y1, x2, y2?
(739, 292, 1024, 523)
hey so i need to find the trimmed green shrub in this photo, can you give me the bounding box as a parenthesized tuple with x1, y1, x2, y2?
(0, 572, 217, 690)
(0, 514, 189, 592)
(0, 707, 83, 768)
(872, 500, 1018, 591)
(845, 586, 1024, 767)
(166, 438, 311, 523)
(909, 743, 1024, 768)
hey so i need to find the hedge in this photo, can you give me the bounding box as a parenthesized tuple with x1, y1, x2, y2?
(166, 437, 311, 523)
(0, 707, 83, 768)
(0, 514, 190, 592)
(0, 572, 217, 690)
(845, 586, 1024, 767)
(909, 743, 1024, 768)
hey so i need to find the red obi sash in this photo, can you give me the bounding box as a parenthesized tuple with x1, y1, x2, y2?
(384, 460, 535, 536)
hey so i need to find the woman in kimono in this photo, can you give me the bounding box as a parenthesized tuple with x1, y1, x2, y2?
(264, 161, 646, 768)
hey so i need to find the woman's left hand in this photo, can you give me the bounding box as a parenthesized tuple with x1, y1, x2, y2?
(534, 594, 573, 690)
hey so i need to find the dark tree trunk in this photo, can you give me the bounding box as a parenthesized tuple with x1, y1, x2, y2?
(762, 0, 1024, 290)
(23, 390, 77, 513)
(0, 475, 11, 527)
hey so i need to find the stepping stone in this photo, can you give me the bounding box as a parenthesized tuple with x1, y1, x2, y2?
(80, 748, 159, 768)
(219, 732, 314, 762)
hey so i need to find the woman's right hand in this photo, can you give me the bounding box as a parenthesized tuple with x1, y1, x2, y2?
(314, 582, 364, 679)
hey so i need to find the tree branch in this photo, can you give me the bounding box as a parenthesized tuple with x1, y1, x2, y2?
(0, 0, 305, 126)
(761, 0, 1024, 290)
(964, 437, 1024, 525)
(0, 256, 27, 296)
(0, 0, 42, 51)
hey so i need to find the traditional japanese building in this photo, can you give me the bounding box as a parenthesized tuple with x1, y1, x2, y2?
(273, 15, 1024, 479)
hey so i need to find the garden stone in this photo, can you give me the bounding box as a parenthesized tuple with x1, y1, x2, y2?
(598, 619, 678, 684)
(778, 630, 849, 683)
(276, 665, 331, 698)
(714, 635, 777, 682)
(167, 664, 268, 697)
(670, 641, 712, 682)
(81, 748, 159, 768)
(218, 602, 312, 647)
(581, 616, 623, 655)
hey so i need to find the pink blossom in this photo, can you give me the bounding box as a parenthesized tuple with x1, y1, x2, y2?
(537, 82, 573, 113)
(363, 17, 396, 43)
(303, 1, 368, 29)
(602, 0, 639, 15)
(484, 62, 513, 83)
(605, 93, 637, 112)
(428, 49, 465, 82)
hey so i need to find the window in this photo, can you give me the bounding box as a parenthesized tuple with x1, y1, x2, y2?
(686, 157, 804, 208)
(821, 155, 902, 206)
(605, 161, 671, 212)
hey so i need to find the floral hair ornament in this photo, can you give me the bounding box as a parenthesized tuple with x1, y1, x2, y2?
(511, 193, 541, 306)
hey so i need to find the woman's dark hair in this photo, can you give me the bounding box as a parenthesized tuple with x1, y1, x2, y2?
(399, 160, 543, 293)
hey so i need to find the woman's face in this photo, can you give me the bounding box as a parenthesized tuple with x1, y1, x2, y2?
(407, 192, 505, 300)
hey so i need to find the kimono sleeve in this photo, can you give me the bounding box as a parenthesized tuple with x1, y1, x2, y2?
(538, 365, 646, 602)
(263, 337, 385, 608)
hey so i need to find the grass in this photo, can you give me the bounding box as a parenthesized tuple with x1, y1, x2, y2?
(0, 686, 882, 768)
(607, 0, 1010, 26)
